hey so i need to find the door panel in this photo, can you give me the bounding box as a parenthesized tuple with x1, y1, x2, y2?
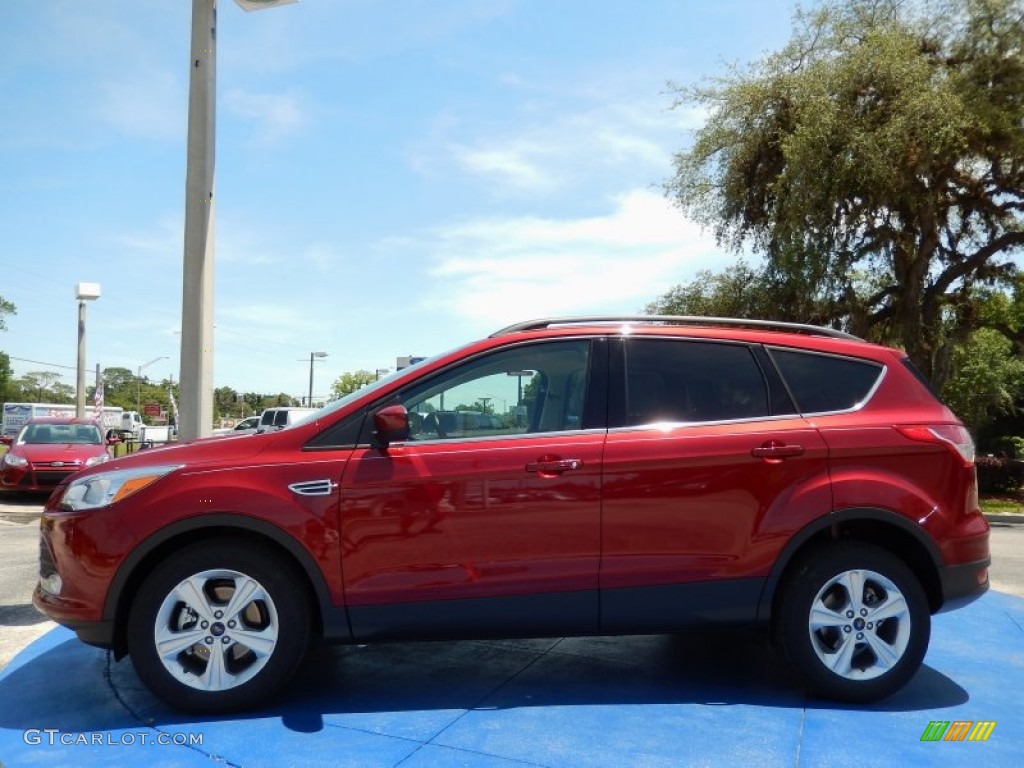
(599, 337, 832, 631)
(338, 338, 605, 639)
(601, 419, 830, 591)
(340, 434, 604, 635)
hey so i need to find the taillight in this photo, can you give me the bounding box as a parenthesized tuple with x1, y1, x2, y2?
(894, 424, 976, 466)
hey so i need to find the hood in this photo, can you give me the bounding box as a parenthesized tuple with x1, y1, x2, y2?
(14, 442, 108, 464)
(102, 429, 277, 472)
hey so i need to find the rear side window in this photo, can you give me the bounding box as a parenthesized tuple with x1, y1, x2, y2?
(771, 348, 883, 414)
(624, 339, 769, 425)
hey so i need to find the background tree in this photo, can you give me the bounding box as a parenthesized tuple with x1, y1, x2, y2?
(0, 295, 14, 332)
(50, 382, 75, 403)
(647, 261, 782, 318)
(331, 370, 376, 399)
(666, 0, 1024, 387)
(17, 371, 66, 402)
(271, 393, 298, 407)
(0, 352, 13, 402)
(0, 296, 17, 402)
(99, 367, 138, 409)
(943, 278, 1024, 449)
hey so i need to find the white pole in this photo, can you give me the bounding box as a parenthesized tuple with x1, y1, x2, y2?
(75, 300, 87, 418)
(179, 0, 217, 440)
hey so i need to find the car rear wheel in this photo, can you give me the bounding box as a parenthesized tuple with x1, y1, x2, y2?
(126, 540, 310, 713)
(774, 542, 929, 702)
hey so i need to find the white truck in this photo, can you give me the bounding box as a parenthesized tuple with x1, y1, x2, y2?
(2, 402, 144, 440)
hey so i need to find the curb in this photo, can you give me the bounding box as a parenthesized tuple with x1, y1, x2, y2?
(985, 514, 1024, 525)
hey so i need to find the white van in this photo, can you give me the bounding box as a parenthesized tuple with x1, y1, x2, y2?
(256, 407, 317, 433)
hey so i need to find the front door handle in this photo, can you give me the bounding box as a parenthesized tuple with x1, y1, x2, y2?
(526, 458, 583, 474)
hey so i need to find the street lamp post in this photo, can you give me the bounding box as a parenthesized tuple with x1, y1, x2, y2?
(74, 282, 101, 418)
(308, 352, 327, 407)
(137, 356, 170, 413)
(178, 0, 297, 441)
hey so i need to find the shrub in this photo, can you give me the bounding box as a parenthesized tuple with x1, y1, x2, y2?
(975, 456, 1024, 495)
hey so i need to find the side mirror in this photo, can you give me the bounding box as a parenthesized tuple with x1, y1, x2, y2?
(106, 435, 122, 446)
(0, 435, 12, 446)
(373, 404, 410, 447)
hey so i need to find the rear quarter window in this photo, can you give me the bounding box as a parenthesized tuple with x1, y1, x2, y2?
(770, 348, 883, 414)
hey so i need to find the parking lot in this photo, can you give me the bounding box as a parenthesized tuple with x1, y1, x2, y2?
(1, 495, 1022, 766)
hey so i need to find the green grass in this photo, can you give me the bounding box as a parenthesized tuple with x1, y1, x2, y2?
(980, 496, 1024, 515)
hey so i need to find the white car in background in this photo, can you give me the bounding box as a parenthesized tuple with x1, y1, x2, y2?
(211, 416, 260, 437)
(256, 407, 317, 433)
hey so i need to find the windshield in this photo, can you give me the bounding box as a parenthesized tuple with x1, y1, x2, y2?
(19, 423, 102, 445)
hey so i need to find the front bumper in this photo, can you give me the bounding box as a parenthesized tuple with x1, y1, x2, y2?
(0, 465, 77, 492)
(32, 585, 116, 649)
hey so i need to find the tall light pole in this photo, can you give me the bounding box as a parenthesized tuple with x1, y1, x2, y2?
(178, 0, 297, 441)
(74, 283, 101, 418)
(308, 352, 327, 406)
(137, 356, 170, 413)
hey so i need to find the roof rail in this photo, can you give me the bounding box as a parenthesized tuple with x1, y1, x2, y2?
(490, 315, 863, 341)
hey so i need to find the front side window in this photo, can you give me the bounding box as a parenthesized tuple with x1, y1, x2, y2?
(397, 340, 591, 440)
(623, 339, 769, 426)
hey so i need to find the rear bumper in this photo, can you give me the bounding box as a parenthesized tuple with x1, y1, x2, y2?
(936, 557, 991, 613)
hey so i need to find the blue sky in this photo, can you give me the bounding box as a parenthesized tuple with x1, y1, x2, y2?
(0, 0, 798, 400)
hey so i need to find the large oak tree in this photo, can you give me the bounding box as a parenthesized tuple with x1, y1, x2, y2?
(665, 0, 1024, 386)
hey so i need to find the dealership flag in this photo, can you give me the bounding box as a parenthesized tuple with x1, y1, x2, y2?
(93, 380, 104, 422)
(169, 387, 180, 426)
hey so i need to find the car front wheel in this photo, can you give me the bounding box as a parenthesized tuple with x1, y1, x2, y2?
(775, 542, 930, 702)
(126, 540, 310, 713)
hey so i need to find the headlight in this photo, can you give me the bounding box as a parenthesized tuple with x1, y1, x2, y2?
(3, 453, 28, 468)
(85, 454, 110, 468)
(60, 464, 182, 511)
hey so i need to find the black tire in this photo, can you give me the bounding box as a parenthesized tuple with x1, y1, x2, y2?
(126, 539, 310, 713)
(774, 542, 930, 703)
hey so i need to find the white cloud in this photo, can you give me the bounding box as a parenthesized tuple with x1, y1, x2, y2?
(95, 71, 185, 140)
(217, 303, 317, 346)
(435, 89, 691, 198)
(422, 188, 729, 327)
(225, 88, 306, 145)
(453, 144, 556, 191)
(301, 242, 343, 274)
(111, 213, 183, 261)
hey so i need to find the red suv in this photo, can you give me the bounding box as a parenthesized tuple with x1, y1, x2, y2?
(33, 317, 990, 712)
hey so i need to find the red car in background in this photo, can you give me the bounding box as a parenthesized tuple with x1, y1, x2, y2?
(0, 418, 115, 493)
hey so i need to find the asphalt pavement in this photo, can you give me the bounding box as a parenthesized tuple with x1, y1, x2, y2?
(0, 496, 54, 670)
(1, 496, 1022, 767)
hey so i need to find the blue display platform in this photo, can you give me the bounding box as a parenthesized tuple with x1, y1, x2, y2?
(1, 591, 1020, 767)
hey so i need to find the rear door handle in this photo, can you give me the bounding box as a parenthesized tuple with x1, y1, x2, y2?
(526, 458, 583, 474)
(751, 442, 805, 460)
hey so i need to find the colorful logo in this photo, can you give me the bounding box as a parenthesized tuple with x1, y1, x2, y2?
(920, 721, 996, 742)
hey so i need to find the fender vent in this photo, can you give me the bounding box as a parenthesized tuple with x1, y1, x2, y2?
(287, 479, 337, 497)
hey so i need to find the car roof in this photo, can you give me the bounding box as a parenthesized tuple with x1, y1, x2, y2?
(486, 316, 899, 361)
(491, 315, 861, 340)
